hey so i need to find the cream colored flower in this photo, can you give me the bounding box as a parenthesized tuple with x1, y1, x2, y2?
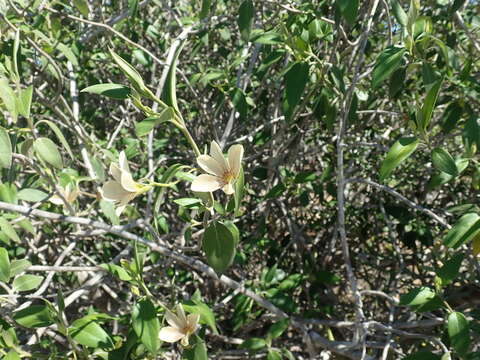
(50, 184, 79, 206)
(159, 304, 200, 346)
(191, 141, 243, 195)
(101, 151, 151, 215)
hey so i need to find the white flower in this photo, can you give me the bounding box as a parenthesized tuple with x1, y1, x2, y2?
(159, 304, 200, 347)
(101, 151, 151, 215)
(191, 141, 244, 195)
(50, 184, 79, 206)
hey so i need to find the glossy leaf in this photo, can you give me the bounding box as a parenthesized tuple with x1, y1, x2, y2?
(391, 0, 408, 27)
(447, 312, 470, 355)
(13, 305, 54, 328)
(432, 148, 458, 176)
(240, 337, 267, 351)
(372, 46, 406, 89)
(379, 137, 419, 181)
(238, 0, 254, 41)
(132, 299, 159, 355)
(436, 253, 463, 287)
(444, 213, 480, 249)
(81, 83, 131, 100)
(284, 62, 309, 119)
(203, 221, 236, 273)
(70, 316, 114, 348)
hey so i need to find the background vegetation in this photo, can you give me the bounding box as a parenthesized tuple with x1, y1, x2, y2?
(0, 0, 479, 359)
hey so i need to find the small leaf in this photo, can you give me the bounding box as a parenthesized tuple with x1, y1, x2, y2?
(240, 337, 267, 351)
(203, 221, 236, 273)
(265, 183, 287, 199)
(436, 253, 464, 287)
(100, 263, 132, 281)
(234, 166, 244, 216)
(267, 319, 289, 340)
(0, 78, 18, 122)
(238, 0, 254, 42)
(447, 312, 470, 355)
(444, 213, 480, 249)
(135, 108, 173, 137)
(0, 126, 12, 168)
(0, 247, 10, 282)
(110, 50, 148, 95)
(432, 148, 458, 176)
(4, 350, 20, 360)
(283, 62, 309, 119)
(33, 137, 63, 169)
(372, 46, 406, 89)
(132, 299, 159, 355)
(0, 217, 20, 243)
(418, 78, 443, 133)
(400, 287, 436, 306)
(174, 198, 203, 208)
(73, 0, 89, 16)
(17, 188, 49, 202)
(199, 0, 211, 19)
(10, 259, 32, 277)
(267, 350, 282, 360)
(391, 0, 408, 27)
(70, 316, 114, 348)
(17, 86, 33, 118)
(13, 305, 54, 328)
(13, 274, 43, 292)
(379, 137, 419, 181)
(36, 120, 74, 160)
(81, 83, 132, 100)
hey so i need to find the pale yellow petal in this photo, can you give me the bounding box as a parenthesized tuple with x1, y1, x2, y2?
(210, 141, 228, 171)
(115, 205, 126, 216)
(197, 155, 224, 177)
(228, 144, 244, 178)
(120, 172, 139, 192)
(187, 313, 200, 330)
(158, 327, 185, 343)
(165, 309, 183, 329)
(180, 334, 190, 347)
(118, 192, 137, 207)
(222, 182, 235, 195)
(102, 181, 131, 201)
(191, 174, 223, 193)
(109, 163, 123, 183)
(118, 151, 130, 172)
(175, 304, 187, 325)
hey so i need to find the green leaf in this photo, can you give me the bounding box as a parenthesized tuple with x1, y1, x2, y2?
(391, 0, 408, 27)
(13, 274, 43, 292)
(17, 86, 33, 118)
(436, 253, 463, 287)
(70, 316, 114, 348)
(174, 198, 203, 208)
(417, 78, 443, 133)
(154, 164, 188, 212)
(4, 350, 20, 360)
(450, 0, 467, 14)
(109, 50, 148, 96)
(444, 213, 480, 249)
(100, 263, 132, 281)
(267, 319, 289, 340)
(135, 108, 173, 137)
(100, 199, 120, 226)
(132, 299, 159, 355)
(238, 0, 254, 42)
(13, 305, 54, 328)
(432, 148, 458, 176)
(199, 0, 211, 19)
(240, 337, 267, 351)
(0, 126, 12, 169)
(33, 137, 63, 169)
(234, 166, 244, 217)
(0, 78, 18, 122)
(193, 339, 208, 360)
(10, 259, 32, 277)
(17, 188, 49, 202)
(372, 46, 406, 89)
(400, 287, 435, 305)
(0, 247, 10, 282)
(283, 62, 309, 119)
(36, 120, 74, 160)
(0, 217, 20, 243)
(337, 0, 359, 26)
(379, 137, 419, 181)
(447, 312, 470, 355)
(162, 44, 184, 115)
(267, 350, 282, 360)
(81, 83, 131, 100)
(73, 0, 89, 16)
(265, 183, 287, 199)
(203, 221, 236, 273)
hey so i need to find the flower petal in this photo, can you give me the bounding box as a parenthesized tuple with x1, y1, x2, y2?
(228, 144, 244, 178)
(181, 334, 191, 347)
(197, 155, 224, 177)
(222, 182, 235, 195)
(115, 204, 126, 216)
(191, 174, 223, 193)
(187, 313, 200, 330)
(159, 327, 185, 343)
(102, 181, 131, 201)
(210, 141, 228, 171)
(175, 304, 187, 324)
(165, 309, 183, 329)
(109, 163, 122, 183)
(120, 171, 139, 192)
(49, 195, 64, 205)
(118, 151, 130, 173)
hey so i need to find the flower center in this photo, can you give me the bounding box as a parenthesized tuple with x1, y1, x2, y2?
(222, 170, 235, 184)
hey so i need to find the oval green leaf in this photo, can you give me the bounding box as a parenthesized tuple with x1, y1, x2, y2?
(379, 137, 419, 181)
(444, 213, 480, 249)
(132, 299, 159, 355)
(70, 316, 114, 348)
(13, 274, 44, 292)
(13, 305, 54, 328)
(432, 148, 458, 176)
(203, 221, 236, 273)
(33, 137, 63, 169)
(447, 312, 470, 356)
(372, 46, 406, 89)
(0, 247, 10, 282)
(0, 126, 12, 169)
(81, 83, 132, 100)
